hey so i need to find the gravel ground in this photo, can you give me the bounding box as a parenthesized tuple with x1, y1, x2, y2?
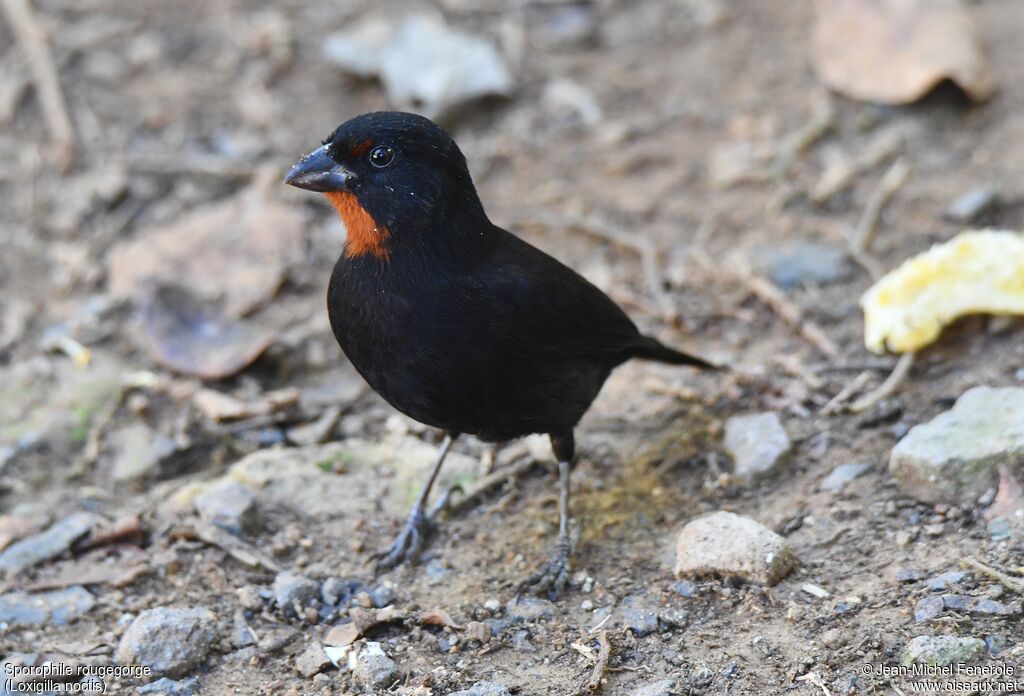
(1, 1, 1023, 694)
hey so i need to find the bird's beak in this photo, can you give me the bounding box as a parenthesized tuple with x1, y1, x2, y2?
(283, 145, 354, 192)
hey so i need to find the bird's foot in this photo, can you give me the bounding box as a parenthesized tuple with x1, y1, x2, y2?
(372, 507, 431, 573)
(515, 537, 571, 601)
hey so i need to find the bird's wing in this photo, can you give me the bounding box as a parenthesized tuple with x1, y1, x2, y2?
(477, 227, 643, 361)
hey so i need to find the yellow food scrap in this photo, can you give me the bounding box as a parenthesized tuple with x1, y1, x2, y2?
(862, 229, 1024, 354)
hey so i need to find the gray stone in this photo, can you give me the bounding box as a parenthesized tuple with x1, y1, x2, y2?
(901, 635, 987, 667)
(926, 571, 967, 592)
(194, 481, 258, 535)
(449, 681, 512, 696)
(914, 595, 944, 622)
(629, 680, 677, 696)
(724, 413, 790, 484)
(617, 595, 658, 637)
(944, 186, 999, 224)
(511, 630, 536, 652)
(821, 462, 872, 492)
(351, 641, 397, 690)
(970, 598, 1019, 616)
(0, 512, 97, 575)
(138, 677, 199, 696)
(890, 387, 1024, 504)
(273, 572, 319, 618)
(674, 511, 798, 586)
(895, 568, 926, 583)
(748, 242, 853, 289)
(115, 607, 216, 678)
(0, 586, 95, 627)
(506, 596, 555, 622)
(294, 641, 331, 677)
(322, 15, 513, 120)
(320, 577, 359, 606)
(941, 594, 972, 612)
(671, 580, 697, 597)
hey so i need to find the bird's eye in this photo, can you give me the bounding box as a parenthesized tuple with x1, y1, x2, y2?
(369, 146, 395, 169)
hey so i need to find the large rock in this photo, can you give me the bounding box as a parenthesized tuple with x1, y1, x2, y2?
(223, 439, 479, 519)
(890, 386, 1024, 504)
(901, 635, 987, 667)
(724, 413, 791, 484)
(116, 607, 216, 678)
(674, 511, 797, 586)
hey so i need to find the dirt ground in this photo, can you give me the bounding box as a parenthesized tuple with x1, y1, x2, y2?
(2, 0, 1023, 694)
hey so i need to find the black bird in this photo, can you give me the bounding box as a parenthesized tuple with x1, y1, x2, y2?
(284, 112, 714, 596)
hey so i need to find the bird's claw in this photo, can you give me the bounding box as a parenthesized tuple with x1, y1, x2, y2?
(372, 508, 431, 573)
(515, 538, 571, 601)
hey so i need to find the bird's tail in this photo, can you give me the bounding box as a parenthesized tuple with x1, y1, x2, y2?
(629, 335, 719, 370)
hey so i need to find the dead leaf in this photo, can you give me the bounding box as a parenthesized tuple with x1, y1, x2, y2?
(140, 285, 276, 379)
(419, 608, 463, 630)
(813, 0, 995, 104)
(324, 623, 360, 647)
(193, 387, 300, 422)
(350, 605, 406, 633)
(73, 515, 143, 552)
(106, 168, 304, 317)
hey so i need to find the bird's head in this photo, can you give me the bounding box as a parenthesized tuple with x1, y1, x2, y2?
(284, 111, 486, 261)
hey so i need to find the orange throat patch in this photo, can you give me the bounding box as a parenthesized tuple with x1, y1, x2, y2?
(324, 191, 391, 261)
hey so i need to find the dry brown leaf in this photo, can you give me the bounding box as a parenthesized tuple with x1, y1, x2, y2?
(140, 285, 277, 379)
(350, 605, 406, 633)
(324, 623, 360, 647)
(106, 168, 304, 317)
(193, 387, 299, 422)
(813, 0, 995, 104)
(419, 608, 462, 630)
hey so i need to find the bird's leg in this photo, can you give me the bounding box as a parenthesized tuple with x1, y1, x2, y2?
(373, 432, 457, 572)
(517, 431, 574, 599)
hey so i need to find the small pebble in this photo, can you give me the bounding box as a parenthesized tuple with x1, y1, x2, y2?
(943, 186, 999, 224)
(914, 595, 944, 622)
(926, 571, 966, 592)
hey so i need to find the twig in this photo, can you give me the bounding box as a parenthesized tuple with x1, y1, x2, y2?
(588, 611, 612, 635)
(1, 0, 74, 171)
(583, 630, 611, 693)
(848, 352, 915, 413)
(69, 387, 126, 477)
(961, 557, 1024, 594)
(189, 520, 281, 573)
(442, 456, 539, 515)
(820, 370, 873, 415)
(729, 259, 840, 359)
(796, 672, 832, 696)
(854, 158, 910, 252)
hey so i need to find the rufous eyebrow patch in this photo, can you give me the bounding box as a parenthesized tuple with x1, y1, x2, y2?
(324, 191, 391, 261)
(350, 140, 374, 157)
